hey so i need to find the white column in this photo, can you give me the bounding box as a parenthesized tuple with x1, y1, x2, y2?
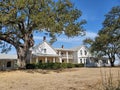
(84, 58, 86, 64)
(59, 51, 61, 56)
(82, 58, 84, 63)
(66, 51, 69, 63)
(36, 57, 38, 63)
(53, 58, 55, 63)
(59, 51, 62, 63)
(59, 58, 62, 63)
(45, 57, 47, 63)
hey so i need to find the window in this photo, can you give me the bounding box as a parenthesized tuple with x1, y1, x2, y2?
(84, 50, 87, 55)
(7, 61, 11, 67)
(80, 50, 82, 55)
(39, 60, 42, 63)
(80, 59, 82, 63)
(62, 60, 64, 63)
(43, 49, 46, 53)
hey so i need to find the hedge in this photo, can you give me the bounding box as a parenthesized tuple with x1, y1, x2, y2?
(26, 63, 84, 69)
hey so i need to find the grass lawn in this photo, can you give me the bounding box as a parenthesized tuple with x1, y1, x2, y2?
(0, 68, 120, 90)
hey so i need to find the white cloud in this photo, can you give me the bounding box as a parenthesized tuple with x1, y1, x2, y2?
(85, 32, 98, 38)
(34, 31, 97, 44)
(81, 14, 100, 22)
(57, 31, 97, 44)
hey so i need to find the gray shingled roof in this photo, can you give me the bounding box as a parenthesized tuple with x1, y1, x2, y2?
(0, 54, 17, 60)
(71, 45, 88, 51)
(33, 53, 59, 57)
(55, 48, 74, 51)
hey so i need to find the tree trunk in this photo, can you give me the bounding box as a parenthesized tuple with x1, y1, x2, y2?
(16, 47, 26, 68)
(109, 58, 115, 67)
(15, 34, 34, 68)
(16, 46, 32, 68)
(110, 62, 114, 67)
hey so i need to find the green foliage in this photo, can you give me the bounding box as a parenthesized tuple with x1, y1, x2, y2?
(26, 63, 84, 70)
(60, 63, 68, 69)
(83, 38, 94, 45)
(0, 0, 86, 67)
(26, 63, 36, 69)
(67, 63, 75, 68)
(74, 63, 84, 67)
(83, 6, 120, 67)
(0, 0, 86, 47)
(51, 63, 61, 69)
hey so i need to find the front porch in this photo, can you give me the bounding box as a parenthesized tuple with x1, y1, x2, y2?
(31, 55, 74, 64)
(32, 55, 60, 64)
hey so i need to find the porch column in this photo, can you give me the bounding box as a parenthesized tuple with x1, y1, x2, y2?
(59, 51, 62, 63)
(66, 51, 69, 63)
(36, 57, 38, 63)
(53, 58, 55, 63)
(59, 58, 62, 63)
(84, 58, 86, 64)
(82, 58, 84, 64)
(59, 51, 61, 56)
(45, 57, 47, 63)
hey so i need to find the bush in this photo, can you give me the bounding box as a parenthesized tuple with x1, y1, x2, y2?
(74, 64, 84, 67)
(60, 63, 67, 69)
(67, 63, 75, 68)
(52, 63, 61, 70)
(26, 63, 84, 70)
(26, 64, 36, 69)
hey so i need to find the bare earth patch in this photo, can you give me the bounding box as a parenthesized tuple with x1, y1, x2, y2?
(0, 68, 120, 90)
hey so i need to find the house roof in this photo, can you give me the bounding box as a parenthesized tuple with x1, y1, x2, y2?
(71, 45, 88, 51)
(33, 53, 59, 57)
(30, 41, 57, 53)
(55, 48, 74, 51)
(0, 54, 17, 60)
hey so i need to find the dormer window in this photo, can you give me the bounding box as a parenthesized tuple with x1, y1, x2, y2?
(43, 49, 46, 53)
(84, 50, 87, 55)
(80, 50, 82, 55)
(61, 52, 63, 55)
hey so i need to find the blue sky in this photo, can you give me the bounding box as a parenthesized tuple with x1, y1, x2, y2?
(34, 0, 120, 48)
(6, 0, 120, 54)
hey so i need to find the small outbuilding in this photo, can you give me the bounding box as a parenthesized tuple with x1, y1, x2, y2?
(0, 54, 17, 70)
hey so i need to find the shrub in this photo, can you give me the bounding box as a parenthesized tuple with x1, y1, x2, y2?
(26, 64, 36, 69)
(52, 63, 61, 70)
(60, 63, 67, 69)
(67, 63, 75, 68)
(26, 63, 84, 70)
(74, 64, 84, 67)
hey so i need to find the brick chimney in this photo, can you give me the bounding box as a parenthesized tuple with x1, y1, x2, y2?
(43, 36, 46, 41)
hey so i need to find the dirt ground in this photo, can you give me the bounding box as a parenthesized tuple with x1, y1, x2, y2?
(0, 68, 120, 90)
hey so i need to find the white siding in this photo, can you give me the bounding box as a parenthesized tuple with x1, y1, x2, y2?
(74, 46, 91, 64)
(32, 42, 57, 55)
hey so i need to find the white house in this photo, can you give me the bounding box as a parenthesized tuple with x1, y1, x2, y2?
(30, 40, 60, 64)
(0, 37, 110, 70)
(0, 54, 17, 70)
(29, 37, 92, 65)
(72, 45, 92, 64)
(29, 37, 110, 67)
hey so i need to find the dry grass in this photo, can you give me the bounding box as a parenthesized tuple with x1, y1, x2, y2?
(0, 68, 120, 90)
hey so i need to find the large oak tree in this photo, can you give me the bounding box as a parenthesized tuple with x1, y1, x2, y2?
(84, 6, 120, 67)
(0, 0, 86, 67)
